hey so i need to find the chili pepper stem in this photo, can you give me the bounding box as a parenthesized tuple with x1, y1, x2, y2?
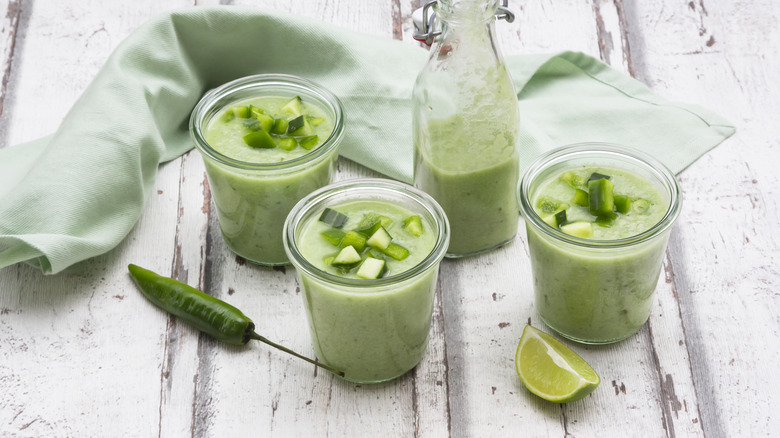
(249, 331, 345, 377)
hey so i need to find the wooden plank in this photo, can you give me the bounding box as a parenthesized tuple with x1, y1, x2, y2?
(622, 0, 780, 435)
(0, 0, 21, 138)
(0, 155, 182, 437)
(0, 0, 204, 436)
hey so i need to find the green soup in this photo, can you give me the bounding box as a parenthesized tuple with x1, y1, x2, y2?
(202, 95, 336, 264)
(297, 200, 438, 383)
(527, 166, 671, 344)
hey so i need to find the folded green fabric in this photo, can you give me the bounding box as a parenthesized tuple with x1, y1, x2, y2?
(0, 6, 734, 274)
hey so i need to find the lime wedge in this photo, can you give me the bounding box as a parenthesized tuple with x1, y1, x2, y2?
(515, 325, 600, 403)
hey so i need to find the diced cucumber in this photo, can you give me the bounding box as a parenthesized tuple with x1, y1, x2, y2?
(320, 229, 346, 246)
(254, 113, 274, 133)
(356, 257, 387, 279)
(366, 227, 392, 250)
(278, 137, 297, 151)
(554, 210, 567, 227)
(360, 213, 393, 228)
(355, 214, 393, 237)
(340, 231, 367, 253)
(594, 212, 617, 227)
(573, 189, 589, 207)
(587, 172, 612, 183)
(220, 108, 235, 123)
(243, 130, 276, 149)
(281, 96, 303, 116)
(560, 171, 586, 188)
(272, 118, 289, 135)
(536, 197, 562, 214)
(287, 115, 313, 136)
(298, 135, 319, 150)
(233, 106, 251, 118)
(331, 245, 362, 266)
(382, 243, 410, 261)
(535, 197, 569, 214)
(309, 117, 326, 126)
(249, 105, 265, 117)
(319, 207, 348, 228)
(614, 195, 631, 214)
(560, 221, 593, 239)
(541, 210, 567, 228)
(402, 215, 424, 237)
(588, 178, 614, 216)
(541, 214, 558, 228)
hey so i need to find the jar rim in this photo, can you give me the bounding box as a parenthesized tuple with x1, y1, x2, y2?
(189, 74, 345, 171)
(518, 143, 683, 248)
(284, 178, 450, 289)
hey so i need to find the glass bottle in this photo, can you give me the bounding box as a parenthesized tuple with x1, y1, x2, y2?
(413, 0, 520, 257)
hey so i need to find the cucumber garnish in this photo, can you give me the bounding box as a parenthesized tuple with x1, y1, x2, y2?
(309, 117, 326, 126)
(233, 106, 251, 118)
(560, 222, 593, 239)
(220, 108, 235, 123)
(536, 197, 563, 214)
(366, 227, 392, 250)
(319, 208, 348, 228)
(573, 189, 589, 207)
(613, 195, 631, 214)
(340, 231, 367, 253)
(560, 171, 586, 188)
(382, 243, 410, 261)
(298, 135, 319, 150)
(331, 246, 362, 266)
(243, 131, 276, 149)
(587, 178, 614, 216)
(255, 113, 274, 133)
(402, 215, 424, 237)
(554, 210, 567, 227)
(287, 115, 313, 136)
(272, 118, 289, 135)
(357, 257, 387, 279)
(587, 172, 612, 183)
(278, 138, 297, 151)
(281, 96, 303, 116)
(320, 229, 346, 246)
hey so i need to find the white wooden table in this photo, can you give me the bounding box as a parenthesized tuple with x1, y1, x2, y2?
(1, 1, 777, 436)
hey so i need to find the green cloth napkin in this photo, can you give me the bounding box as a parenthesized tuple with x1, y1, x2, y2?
(0, 6, 734, 275)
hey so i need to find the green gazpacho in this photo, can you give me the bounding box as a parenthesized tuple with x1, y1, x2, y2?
(414, 113, 519, 256)
(199, 92, 338, 265)
(526, 166, 673, 344)
(296, 200, 439, 383)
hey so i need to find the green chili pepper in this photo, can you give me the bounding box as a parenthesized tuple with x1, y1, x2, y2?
(127, 264, 344, 377)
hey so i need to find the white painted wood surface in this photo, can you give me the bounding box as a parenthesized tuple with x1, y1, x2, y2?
(1, 1, 777, 436)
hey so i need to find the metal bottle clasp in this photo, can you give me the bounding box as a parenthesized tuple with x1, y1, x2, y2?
(412, 0, 515, 46)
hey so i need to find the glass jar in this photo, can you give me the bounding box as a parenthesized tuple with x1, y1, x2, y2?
(518, 143, 682, 344)
(413, 0, 520, 257)
(190, 74, 344, 265)
(284, 179, 450, 383)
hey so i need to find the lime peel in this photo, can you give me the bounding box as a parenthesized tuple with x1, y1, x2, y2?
(515, 325, 600, 403)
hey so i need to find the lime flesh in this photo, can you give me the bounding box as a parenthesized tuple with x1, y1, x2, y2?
(515, 325, 600, 403)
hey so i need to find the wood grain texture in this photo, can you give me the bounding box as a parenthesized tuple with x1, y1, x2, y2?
(0, 0, 777, 436)
(623, 0, 780, 435)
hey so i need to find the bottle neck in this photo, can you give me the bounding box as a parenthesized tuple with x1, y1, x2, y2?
(434, 0, 499, 26)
